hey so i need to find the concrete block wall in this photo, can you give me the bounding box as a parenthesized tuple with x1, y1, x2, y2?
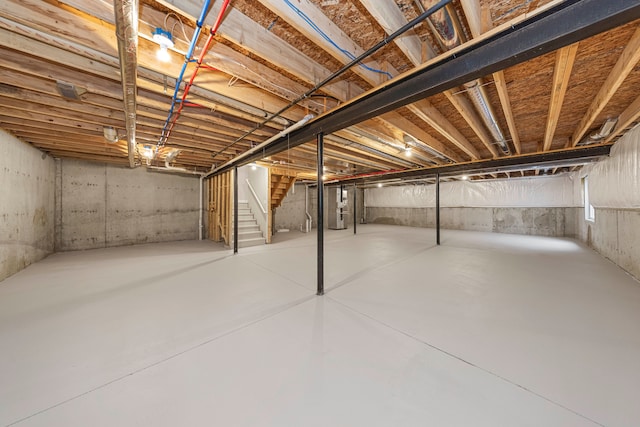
(365, 206, 573, 237)
(56, 159, 200, 251)
(0, 130, 55, 282)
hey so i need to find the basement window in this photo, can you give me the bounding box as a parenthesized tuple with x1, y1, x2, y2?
(583, 176, 595, 222)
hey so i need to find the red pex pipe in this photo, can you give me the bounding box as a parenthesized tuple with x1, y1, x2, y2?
(162, 0, 230, 144)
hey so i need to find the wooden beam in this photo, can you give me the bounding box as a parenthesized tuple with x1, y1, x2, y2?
(459, 0, 485, 37)
(1, 14, 287, 127)
(543, 43, 579, 152)
(322, 143, 403, 170)
(357, 0, 434, 64)
(604, 94, 640, 143)
(161, 0, 456, 167)
(255, 0, 389, 87)
(408, 100, 480, 159)
(158, 0, 355, 101)
(0, 51, 280, 147)
(342, 0, 478, 160)
(0, 1, 306, 121)
(571, 25, 640, 146)
(493, 71, 522, 154)
(136, 9, 326, 114)
(380, 113, 464, 163)
(444, 89, 500, 157)
(459, 0, 521, 155)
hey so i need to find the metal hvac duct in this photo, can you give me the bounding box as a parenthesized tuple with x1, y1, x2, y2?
(421, 0, 511, 155)
(114, 0, 138, 168)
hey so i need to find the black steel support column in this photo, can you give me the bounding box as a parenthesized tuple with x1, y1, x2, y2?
(353, 184, 357, 234)
(233, 166, 238, 254)
(317, 133, 324, 296)
(436, 173, 441, 246)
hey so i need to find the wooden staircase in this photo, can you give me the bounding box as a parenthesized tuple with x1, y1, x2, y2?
(270, 173, 296, 210)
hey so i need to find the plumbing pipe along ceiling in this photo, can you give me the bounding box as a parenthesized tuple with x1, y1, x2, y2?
(0, 0, 639, 182)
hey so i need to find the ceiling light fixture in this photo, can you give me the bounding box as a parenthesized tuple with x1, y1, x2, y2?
(141, 144, 156, 161)
(152, 27, 174, 62)
(461, 175, 469, 181)
(405, 145, 412, 157)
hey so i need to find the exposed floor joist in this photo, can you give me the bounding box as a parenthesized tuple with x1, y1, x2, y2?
(209, 0, 640, 176)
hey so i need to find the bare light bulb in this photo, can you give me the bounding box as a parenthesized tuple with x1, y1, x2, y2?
(157, 46, 171, 62)
(152, 27, 174, 63)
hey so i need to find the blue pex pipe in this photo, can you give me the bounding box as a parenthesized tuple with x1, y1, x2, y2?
(158, 0, 213, 146)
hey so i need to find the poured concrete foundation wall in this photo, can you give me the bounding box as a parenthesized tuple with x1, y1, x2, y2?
(274, 183, 307, 232)
(365, 206, 574, 237)
(56, 159, 199, 251)
(0, 130, 55, 282)
(362, 174, 578, 238)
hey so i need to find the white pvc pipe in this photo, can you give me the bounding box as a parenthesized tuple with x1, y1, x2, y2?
(304, 184, 312, 233)
(207, 114, 315, 177)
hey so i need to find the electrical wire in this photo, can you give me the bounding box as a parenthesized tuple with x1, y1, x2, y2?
(208, 53, 327, 110)
(209, 0, 452, 163)
(164, 12, 191, 42)
(283, 0, 393, 80)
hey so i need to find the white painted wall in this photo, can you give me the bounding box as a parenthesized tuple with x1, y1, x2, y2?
(0, 130, 55, 281)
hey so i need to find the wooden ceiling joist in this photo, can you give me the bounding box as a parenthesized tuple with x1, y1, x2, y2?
(0, 0, 637, 178)
(459, 0, 522, 156)
(209, 0, 640, 176)
(604, 93, 640, 143)
(355, 0, 480, 161)
(544, 43, 579, 152)
(492, 71, 522, 154)
(570, 25, 640, 146)
(444, 88, 500, 157)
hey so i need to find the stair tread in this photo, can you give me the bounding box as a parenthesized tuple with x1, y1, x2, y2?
(235, 201, 265, 246)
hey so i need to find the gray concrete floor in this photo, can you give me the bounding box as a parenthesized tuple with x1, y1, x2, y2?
(1, 225, 639, 426)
